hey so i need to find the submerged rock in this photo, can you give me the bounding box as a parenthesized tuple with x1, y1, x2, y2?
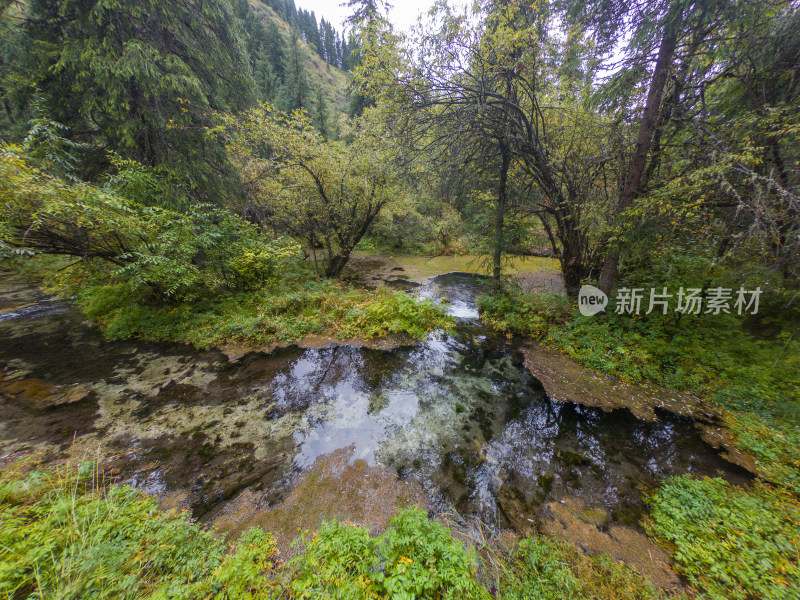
(540, 497, 684, 593)
(212, 446, 426, 552)
(521, 342, 758, 474)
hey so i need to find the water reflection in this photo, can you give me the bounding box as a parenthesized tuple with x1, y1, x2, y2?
(0, 272, 749, 526)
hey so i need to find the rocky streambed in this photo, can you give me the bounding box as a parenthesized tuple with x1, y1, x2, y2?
(0, 269, 754, 592)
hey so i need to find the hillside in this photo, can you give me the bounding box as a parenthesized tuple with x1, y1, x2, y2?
(248, 0, 350, 114)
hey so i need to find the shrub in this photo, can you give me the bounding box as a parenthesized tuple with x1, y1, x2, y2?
(0, 145, 303, 302)
(375, 508, 487, 599)
(342, 291, 453, 339)
(477, 291, 572, 338)
(288, 508, 486, 600)
(647, 476, 800, 600)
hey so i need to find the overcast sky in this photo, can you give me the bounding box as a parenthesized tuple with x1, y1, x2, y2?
(295, 1, 468, 32)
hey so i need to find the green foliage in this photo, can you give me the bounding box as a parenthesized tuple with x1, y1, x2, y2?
(501, 536, 582, 600)
(341, 291, 453, 339)
(73, 279, 451, 348)
(0, 146, 302, 302)
(499, 534, 666, 600)
(289, 508, 486, 600)
(375, 508, 486, 599)
(222, 104, 400, 277)
(22, 115, 87, 180)
(647, 476, 800, 600)
(1, 0, 259, 201)
(1, 145, 451, 348)
(288, 521, 379, 599)
(478, 291, 572, 338)
(0, 460, 278, 600)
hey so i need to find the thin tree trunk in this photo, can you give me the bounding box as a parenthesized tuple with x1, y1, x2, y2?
(309, 234, 320, 276)
(324, 254, 350, 278)
(493, 142, 510, 292)
(598, 20, 680, 294)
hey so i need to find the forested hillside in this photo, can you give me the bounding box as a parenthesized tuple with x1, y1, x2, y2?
(246, 0, 351, 115)
(0, 0, 799, 599)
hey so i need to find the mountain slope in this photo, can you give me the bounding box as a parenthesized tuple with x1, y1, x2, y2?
(248, 0, 350, 113)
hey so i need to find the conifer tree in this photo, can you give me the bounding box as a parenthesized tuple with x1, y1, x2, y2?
(277, 30, 310, 111)
(8, 0, 257, 202)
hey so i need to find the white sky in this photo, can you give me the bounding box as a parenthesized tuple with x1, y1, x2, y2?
(295, 1, 468, 33)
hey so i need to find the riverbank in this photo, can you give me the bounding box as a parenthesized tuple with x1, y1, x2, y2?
(478, 287, 800, 599)
(0, 260, 453, 353)
(1, 457, 677, 600)
(2, 260, 798, 598)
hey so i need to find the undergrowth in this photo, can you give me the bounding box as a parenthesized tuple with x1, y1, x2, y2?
(0, 460, 674, 600)
(3, 256, 453, 348)
(72, 279, 452, 348)
(647, 476, 800, 600)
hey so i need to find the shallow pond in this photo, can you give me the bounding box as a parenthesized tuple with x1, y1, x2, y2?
(0, 271, 748, 529)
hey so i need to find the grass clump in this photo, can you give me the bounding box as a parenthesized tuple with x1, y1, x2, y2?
(647, 476, 800, 600)
(72, 281, 452, 349)
(0, 460, 279, 599)
(1, 461, 679, 600)
(499, 534, 669, 600)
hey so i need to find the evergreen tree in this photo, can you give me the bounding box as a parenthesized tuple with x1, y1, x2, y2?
(277, 30, 309, 111)
(343, 0, 392, 27)
(312, 87, 330, 139)
(263, 20, 287, 80)
(324, 21, 336, 66)
(8, 0, 257, 202)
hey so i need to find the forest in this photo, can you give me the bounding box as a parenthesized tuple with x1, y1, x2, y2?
(0, 0, 799, 598)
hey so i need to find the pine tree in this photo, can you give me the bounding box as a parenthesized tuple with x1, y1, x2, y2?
(263, 20, 287, 80)
(312, 87, 330, 139)
(12, 0, 257, 202)
(277, 30, 309, 111)
(343, 0, 392, 27)
(324, 21, 336, 66)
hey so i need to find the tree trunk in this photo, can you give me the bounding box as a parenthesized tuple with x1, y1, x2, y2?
(324, 253, 351, 278)
(598, 19, 679, 294)
(561, 250, 583, 298)
(493, 141, 510, 292)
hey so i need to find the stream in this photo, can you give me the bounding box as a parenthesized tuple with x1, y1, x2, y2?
(0, 271, 749, 531)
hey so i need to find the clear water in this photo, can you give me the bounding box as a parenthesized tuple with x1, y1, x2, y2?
(0, 272, 749, 526)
